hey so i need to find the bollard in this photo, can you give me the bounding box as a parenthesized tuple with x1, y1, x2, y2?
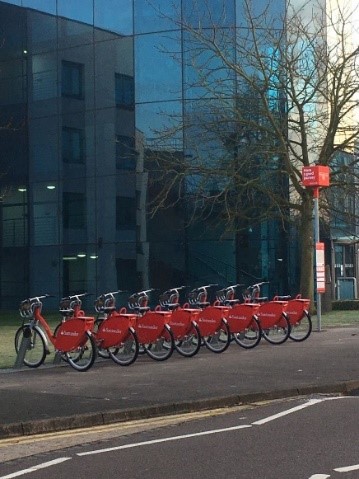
(13, 326, 32, 369)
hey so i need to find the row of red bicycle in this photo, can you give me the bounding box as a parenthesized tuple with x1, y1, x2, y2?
(14, 282, 312, 372)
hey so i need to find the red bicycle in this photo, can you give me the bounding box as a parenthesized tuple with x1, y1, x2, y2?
(185, 284, 231, 353)
(244, 282, 291, 345)
(272, 294, 312, 341)
(125, 289, 175, 361)
(157, 286, 201, 357)
(93, 290, 139, 366)
(215, 284, 262, 349)
(15, 294, 97, 371)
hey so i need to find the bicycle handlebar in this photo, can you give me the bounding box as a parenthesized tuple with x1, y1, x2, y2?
(222, 284, 243, 291)
(163, 286, 186, 294)
(27, 294, 52, 302)
(246, 281, 270, 289)
(191, 284, 218, 292)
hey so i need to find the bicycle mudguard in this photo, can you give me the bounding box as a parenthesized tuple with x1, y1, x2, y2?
(226, 303, 261, 332)
(196, 306, 229, 337)
(54, 317, 94, 351)
(285, 298, 310, 324)
(96, 313, 137, 349)
(135, 311, 172, 344)
(256, 301, 288, 329)
(168, 308, 200, 339)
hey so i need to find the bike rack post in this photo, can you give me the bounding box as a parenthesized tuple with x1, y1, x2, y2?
(13, 325, 32, 369)
(53, 351, 62, 364)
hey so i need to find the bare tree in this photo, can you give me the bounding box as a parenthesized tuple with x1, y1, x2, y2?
(146, 0, 359, 301)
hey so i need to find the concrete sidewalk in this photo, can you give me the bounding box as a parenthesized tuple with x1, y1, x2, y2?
(0, 327, 358, 439)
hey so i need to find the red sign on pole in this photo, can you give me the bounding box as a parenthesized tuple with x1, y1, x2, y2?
(302, 166, 330, 187)
(316, 242, 326, 293)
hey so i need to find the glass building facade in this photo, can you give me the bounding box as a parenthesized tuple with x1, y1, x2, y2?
(0, 0, 290, 309)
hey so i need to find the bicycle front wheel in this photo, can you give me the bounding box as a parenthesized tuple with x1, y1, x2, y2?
(203, 319, 231, 353)
(262, 313, 291, 345)
(289, 311, 312, 342)
(14, 325, 47, 368)
(144, 326, 174, 361)
(108, 329, 139, 366)
(174, 322, 201, 358)
(64, 332, 97, 372)
(233, 316, 262, 349)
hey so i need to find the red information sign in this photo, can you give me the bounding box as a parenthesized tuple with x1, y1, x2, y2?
(302, 166, 330, 187)
(316, 242, 325, 293)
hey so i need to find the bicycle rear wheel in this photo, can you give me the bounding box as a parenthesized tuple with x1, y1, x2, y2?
(262, 313, 291, 345)
(289, 311, 312, 342)
(108, 329, 139, 366)
(64, 332, 97, 371)
(203, 318, 231, 353)
(144, 326, 174, 361)
(174, 322, 201, 358)
(233, 316, 262, 349)
(14, 325, 47, 368)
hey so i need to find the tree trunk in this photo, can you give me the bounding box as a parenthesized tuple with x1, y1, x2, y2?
(299, 193, 314, 306)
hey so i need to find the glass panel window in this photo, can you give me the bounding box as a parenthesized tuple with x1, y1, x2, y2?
(58, 0, 94, 25)
(115, 73, 134, 109)
(94, 0, 133, 35)
(62, 60, 84, 99)
(62, 127, 85, 164)
(116, 196, 136, 229)
(63, 192, 86, 229)
(116, 135, 136, 170)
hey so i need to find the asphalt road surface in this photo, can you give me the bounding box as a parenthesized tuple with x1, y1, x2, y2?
(0, 394, 358, 479)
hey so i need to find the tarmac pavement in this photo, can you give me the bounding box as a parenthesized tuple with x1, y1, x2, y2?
(0, 326, 358, 439)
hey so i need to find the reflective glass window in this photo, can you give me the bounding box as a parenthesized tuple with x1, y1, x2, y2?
(183, 0, 235, 27)
(23, 0, 56, 14)
(57, 0, 94, 25)
(28, 11, 57, 54)
(63, 192, 86, 229)
(61, 60, 84, 99)
(115, 73, 134, 109)
(236, 0, 285, 29)
(116, 196, 136, 229)
(62, 127, 86, 164)
(32, 183, 59, 246)
(134, 0, 178, 34)
(0, 1, 21, 5)
(94, 0, 133, 36)
(116, 135, 136, 170)
(135, 32, 181, 103)
(135, 101, 182, 148)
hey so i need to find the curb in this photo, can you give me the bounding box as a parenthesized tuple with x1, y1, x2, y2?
(1, 380, 358, 440)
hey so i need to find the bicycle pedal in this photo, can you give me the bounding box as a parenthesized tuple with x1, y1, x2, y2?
(45, 350, 51, 355)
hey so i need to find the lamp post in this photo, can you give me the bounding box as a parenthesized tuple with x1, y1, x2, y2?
(302, 165, 330, 331)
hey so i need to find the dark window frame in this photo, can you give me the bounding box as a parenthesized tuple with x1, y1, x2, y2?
(62, 60, 84, 99)
(62, 126, 86, 164)
(115, 73, 134, 109)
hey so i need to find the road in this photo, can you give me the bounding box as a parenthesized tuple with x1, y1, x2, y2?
(0, 394, 358, 479)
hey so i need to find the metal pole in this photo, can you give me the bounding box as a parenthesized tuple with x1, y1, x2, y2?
(313, 189, 322, 331)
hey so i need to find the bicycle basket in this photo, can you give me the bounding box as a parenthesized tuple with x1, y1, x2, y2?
(159, 291, 179, 308)
(19, 299, 41, 318)
(215, 289, 227, 303)
(94, 294, 116, 313)
(59, 296, 81, 314)
(128, 293, 149, 311)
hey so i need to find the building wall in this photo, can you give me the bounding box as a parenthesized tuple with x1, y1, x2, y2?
(0, 0, 290, 309)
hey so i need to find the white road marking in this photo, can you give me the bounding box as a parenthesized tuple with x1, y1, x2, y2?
(77, 424, 252, 456)
(334, 463, 359, 472)
(308, 475, 330, 478)
(252, 398, 323, 425)
(0, 458, 71, 479)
